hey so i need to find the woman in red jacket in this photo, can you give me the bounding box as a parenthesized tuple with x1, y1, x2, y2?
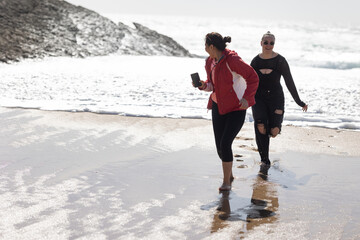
(196, 32, 259, 191)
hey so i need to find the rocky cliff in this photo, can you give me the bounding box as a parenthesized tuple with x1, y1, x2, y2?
(0, 0, 194, 63)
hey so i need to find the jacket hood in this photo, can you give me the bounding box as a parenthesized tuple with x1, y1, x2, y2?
(223, 48, 240, 59)
(206, 48, 239, 62)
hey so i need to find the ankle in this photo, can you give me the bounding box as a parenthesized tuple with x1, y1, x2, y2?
(223, 180, 231, 185)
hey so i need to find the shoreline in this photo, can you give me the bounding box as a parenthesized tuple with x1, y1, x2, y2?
(1, 107, 359, 239)
(2, 105, 360, 131)
(1, 106, 359, 157)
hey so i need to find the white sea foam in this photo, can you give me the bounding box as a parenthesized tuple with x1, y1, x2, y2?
(0, 15, 359, 129)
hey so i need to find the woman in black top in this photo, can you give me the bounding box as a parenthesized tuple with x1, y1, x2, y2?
(251, 31, 308, 167)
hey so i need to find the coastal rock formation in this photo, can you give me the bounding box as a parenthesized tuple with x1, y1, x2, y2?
(0, 0, 193, 63)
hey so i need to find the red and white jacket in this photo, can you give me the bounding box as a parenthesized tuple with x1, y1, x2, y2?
(201, 49, 259, 115)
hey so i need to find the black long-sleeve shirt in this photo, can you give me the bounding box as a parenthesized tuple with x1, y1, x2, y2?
(251, 54, 305, 107)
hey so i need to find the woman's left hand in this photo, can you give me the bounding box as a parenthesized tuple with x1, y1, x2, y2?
(302, 104, 308, 112)
(239, 98, 249, 109)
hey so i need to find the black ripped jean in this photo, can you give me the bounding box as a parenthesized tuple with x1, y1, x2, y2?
(212, 101, 246, 162)
(251, 91, 284, 163)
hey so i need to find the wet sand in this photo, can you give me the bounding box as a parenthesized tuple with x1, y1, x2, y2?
(0, 107, 359, 239)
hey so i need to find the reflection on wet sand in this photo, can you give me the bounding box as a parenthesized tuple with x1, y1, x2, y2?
(211, 164, 279, 237)
(210, 191, 232, 233)
(242, 164, 278, 235)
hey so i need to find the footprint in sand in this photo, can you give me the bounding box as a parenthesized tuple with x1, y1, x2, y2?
(239, 144, 258, 152)
(237, 164, 248, 168)
(234, 154, 246, 162)
(235, 136, 254, 141)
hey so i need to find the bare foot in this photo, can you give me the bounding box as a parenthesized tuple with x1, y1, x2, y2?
(219, 183, 231, 191)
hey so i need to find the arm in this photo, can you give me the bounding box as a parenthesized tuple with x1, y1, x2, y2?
(228, 55, 259, 106)
(198, 57, 214, 92)
(280, 57, 306, 107)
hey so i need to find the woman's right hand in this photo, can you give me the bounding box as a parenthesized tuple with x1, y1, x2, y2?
(194, 80, 206, 89)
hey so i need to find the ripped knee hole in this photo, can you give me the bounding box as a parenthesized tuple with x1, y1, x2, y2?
(257, 123, 267, 134)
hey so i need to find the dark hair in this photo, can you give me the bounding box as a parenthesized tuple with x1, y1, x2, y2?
(205, 32, 231, 51)
(262, 31, 275, 41)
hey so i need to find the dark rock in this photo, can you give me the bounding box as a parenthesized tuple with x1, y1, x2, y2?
(0, 0, 194, 63)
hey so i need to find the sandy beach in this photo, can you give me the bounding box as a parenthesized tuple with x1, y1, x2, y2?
(0, 106, 359, 239)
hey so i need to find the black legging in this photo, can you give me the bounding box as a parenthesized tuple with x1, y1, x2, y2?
(251, 92, 284, 163)
(212, 101, 246, 162)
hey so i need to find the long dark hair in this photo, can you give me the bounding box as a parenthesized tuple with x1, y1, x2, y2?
(205, 32, 231, 51)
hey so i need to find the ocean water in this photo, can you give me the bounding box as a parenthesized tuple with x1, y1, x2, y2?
(0, 14, 359, 129)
